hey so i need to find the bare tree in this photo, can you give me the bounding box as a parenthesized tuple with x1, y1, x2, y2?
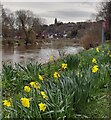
(16, 10, 34, 45)
(2, 8, 15, 39)
(32, 17, 42, 35)
(96, 0, 111, 40)
(15, 10, 43, 45)
(97, 0, 111, 27)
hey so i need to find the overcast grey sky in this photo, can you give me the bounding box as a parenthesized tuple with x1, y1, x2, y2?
(1, 0, 102, 24)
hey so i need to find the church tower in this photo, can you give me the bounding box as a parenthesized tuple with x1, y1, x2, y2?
(54, 18, 57, 25)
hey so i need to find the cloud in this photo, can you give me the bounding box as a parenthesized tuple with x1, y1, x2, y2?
(1, 0, 102, 2)
(41, 10, 92, 18)
(1, 2, 99, 24)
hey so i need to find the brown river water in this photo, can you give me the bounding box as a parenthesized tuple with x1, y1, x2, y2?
(1, 39, 84, 66)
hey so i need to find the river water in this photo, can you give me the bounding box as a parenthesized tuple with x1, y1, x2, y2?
(1, 39, 84, 65)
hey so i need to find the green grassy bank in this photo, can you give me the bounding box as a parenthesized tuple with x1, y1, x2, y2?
(1, 43, 111, 119)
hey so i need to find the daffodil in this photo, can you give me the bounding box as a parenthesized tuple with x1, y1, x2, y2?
(50, 55, 53, 61)
(61, 63, 67, 69)
(92, 58, 97, 64)
(3, 100, 11, 107)
(92, 65, 99, 73)
(39, 75, 43, 80)
(24, 86, 31, 92)
(38, 102, 46, 112)
(40, 91, 48, 99)
(30, 82, 40, 89)
(20, 98, 30, 108)
(53, 72, 60, 78)
(96, 47, 99, 52)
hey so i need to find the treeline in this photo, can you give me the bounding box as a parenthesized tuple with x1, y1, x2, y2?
(2, 8, 43, 45)
(1, 0, 111, 47)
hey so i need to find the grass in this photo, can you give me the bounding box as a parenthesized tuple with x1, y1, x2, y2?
(1, 42, 111, 119)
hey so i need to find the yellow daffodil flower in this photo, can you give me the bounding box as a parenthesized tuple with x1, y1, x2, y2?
(39, 75, 43, 80)
(40, 91, 48, 99)
(50, 55, 53, 61)
(20, 98, 30, 108)
(92, 65, 99, 73)
(61, 63, 67, 69)
(53, 72, 60, 78)
(38, 102, 46, 112)
(30, 82, 40, 89)
(96, 47, 99, 52)
(24, 86, 31, 92)
(92, 58, 97, 64)
(3, 100, 11, 107)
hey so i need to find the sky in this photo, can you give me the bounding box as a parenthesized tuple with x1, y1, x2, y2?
(1, 0, 102, 25)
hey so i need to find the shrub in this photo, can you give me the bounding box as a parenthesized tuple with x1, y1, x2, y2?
(79, 22, 102, 49)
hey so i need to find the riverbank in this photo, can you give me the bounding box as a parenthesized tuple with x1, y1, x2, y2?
(2, 42, 111, 119)
(2, 38, 78, 46)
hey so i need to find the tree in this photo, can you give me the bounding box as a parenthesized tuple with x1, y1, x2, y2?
(16, 10, 43, 45)
(16, 10, 34, 44)
(97, 0, 111, 40)
(97, 0, 111, 28)
(2, 8, 43, 44)
(2, 8, 15, 39)
(32, 17, 42, 35)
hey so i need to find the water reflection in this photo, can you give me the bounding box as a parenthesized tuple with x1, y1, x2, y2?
(2, 39, 84, 65)
(2, 45, 14, 55)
